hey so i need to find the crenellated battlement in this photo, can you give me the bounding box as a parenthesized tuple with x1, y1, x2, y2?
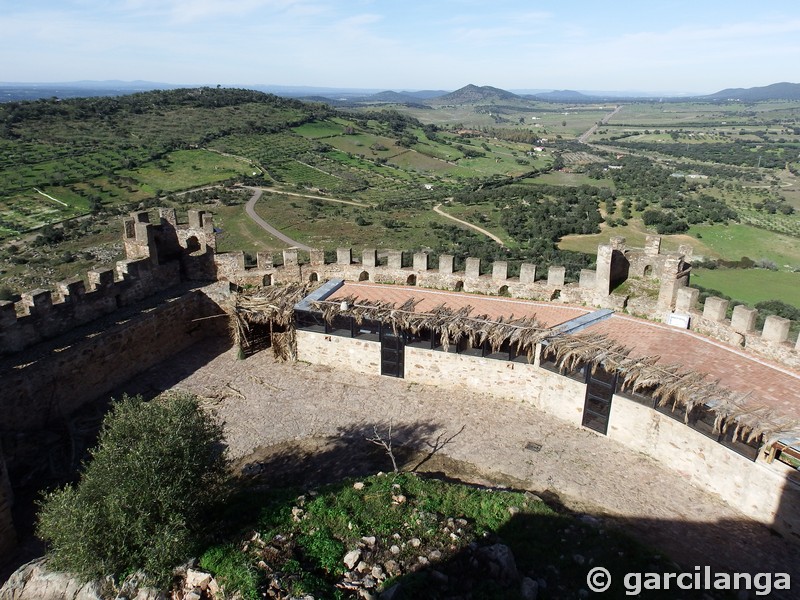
(674, 287, 800, 369)
(2, 210, 796, 369)
(213, 234, 690, 312)
(0, 209, 217, 355)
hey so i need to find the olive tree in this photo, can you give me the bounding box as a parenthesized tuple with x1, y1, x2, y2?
(37, 393, 228, 584)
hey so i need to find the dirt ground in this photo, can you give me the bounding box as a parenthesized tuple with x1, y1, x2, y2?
(116, 340, 800, 581)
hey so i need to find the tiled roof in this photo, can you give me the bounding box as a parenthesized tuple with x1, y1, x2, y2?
(327, 282, 800, 420)
(328, 282, 590, 328)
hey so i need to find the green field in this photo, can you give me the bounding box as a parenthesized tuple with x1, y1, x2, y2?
(692, 268, 800, 307)
(251, 192, 450, 249)
(122, 149, 255, 193)
(688, 223, 800, 269)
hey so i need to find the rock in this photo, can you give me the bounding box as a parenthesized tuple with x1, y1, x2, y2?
(361, 536, 376, 547)
(508, 506, 520, 516)
(356, 561, 370, 574)
(409, 538, 421, 548)
(185, 569, 212, 590)
(428, 550, 442, 561)
(430, 571, 448, 585)
(362, 575, 377, 589)
(344, 549, 362, 569)
(359, 591, 377, 600)
(383, 560, 400, 576)
(132, 589, 167, 600)
(353, 482, 365, 490)
(291, 507, 304, 521)
(520, 577, 539, 600)
(184, 592, 202, 600)
(417, 556, 429, 566)
(579, 514, 601, 527)
(389, 545, 401, 555)
(476, 544, 519, 586)
(0, 559, 104, 600)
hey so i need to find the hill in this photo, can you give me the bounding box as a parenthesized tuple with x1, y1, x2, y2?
(369, 90, 432, 105)
(434, 84, 519, 104)
(703, 82, 800, 101)
(529, 89, 594, 102)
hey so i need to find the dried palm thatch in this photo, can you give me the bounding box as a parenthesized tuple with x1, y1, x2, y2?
(545, 332, 800, 443)
(230, 283, 312, 360)
(317, 296, 799, 445)
(313, 296, 550, 358)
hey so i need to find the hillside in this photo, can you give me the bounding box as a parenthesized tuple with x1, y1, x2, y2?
(529, 89, 594, 102)
(703, 81, 800, 101)
(434, 84, 519, 104)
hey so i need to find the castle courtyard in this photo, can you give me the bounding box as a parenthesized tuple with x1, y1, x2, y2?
(121, 337, 800, 582)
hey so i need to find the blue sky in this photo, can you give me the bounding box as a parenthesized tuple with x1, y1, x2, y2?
(1, 0, 799, 93)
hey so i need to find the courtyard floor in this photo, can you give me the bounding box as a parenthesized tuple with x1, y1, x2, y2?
(125, 340, 800, 581)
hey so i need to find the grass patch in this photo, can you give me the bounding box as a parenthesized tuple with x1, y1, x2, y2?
(692, 268, 800, 308)
(557, 219, 704, 256)
(688, 223, 800, 269)
(201, 472, 708, 599)
(251, 192, 448, 249)
(213, 204, 287, 253)
(123, 149, 252, 193)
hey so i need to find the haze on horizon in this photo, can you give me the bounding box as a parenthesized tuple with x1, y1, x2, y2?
(1, 0, 799, 96)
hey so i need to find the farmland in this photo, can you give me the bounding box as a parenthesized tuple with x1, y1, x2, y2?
(0, 87, 798, 311)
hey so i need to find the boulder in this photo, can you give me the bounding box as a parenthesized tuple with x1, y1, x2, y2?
(476, 544, 519, 586)
(0, 559, 103, 600)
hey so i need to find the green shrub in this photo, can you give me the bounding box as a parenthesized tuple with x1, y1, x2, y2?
(36, 393, 229, 584)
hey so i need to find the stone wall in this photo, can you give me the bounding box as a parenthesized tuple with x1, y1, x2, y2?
(295, 331, 380, 375)
(217, 237, 695, 321)
(674, 288, 800, 369)
(0, 209, 215, 356)
(607, 395, 800, 536)
(294, 328, 799, 536)
(0, 445, 15, 565)
(0, 288, 227, 432)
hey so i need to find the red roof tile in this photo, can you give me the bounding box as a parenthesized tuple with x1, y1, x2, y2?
(328, 282, 800, 419)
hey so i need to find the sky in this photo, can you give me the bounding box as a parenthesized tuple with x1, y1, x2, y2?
(1, 0, 799, 94)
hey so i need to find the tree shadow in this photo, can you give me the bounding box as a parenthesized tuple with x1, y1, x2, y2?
(215, 423, 799, 600)
(233, 421, 453, 489)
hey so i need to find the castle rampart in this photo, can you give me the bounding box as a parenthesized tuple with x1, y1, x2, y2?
(1, 209, 799, 564)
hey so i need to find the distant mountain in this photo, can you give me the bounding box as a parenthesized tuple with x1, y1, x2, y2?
(370, 90, 430, 104)
(702, 82, 800, 101)
(402, 90, 448, 100)
(434, 84, 519, 104)
(529, 89, 593, 102)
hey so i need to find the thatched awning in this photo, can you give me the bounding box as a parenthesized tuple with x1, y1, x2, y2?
(313, 296, 800, 445)
(230, 283, 313, 360)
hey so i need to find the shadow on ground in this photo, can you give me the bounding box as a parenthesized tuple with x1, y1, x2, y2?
(225, 422, 799, 600)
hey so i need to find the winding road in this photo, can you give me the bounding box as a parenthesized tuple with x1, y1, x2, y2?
(433, 203, 506, 246)
(243, 186, 369, 251)
(244, 187, 312, 251)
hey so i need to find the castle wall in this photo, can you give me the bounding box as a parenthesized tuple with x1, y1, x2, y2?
(404, 347, 585, 427)
(0, 289, 226, 432)
(607, 396, 800, 535)
(295, 331, 380, 375)
(0, 445, 15, 565)
(294, 327, 797, 535)
(673, 288, 800, 369)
